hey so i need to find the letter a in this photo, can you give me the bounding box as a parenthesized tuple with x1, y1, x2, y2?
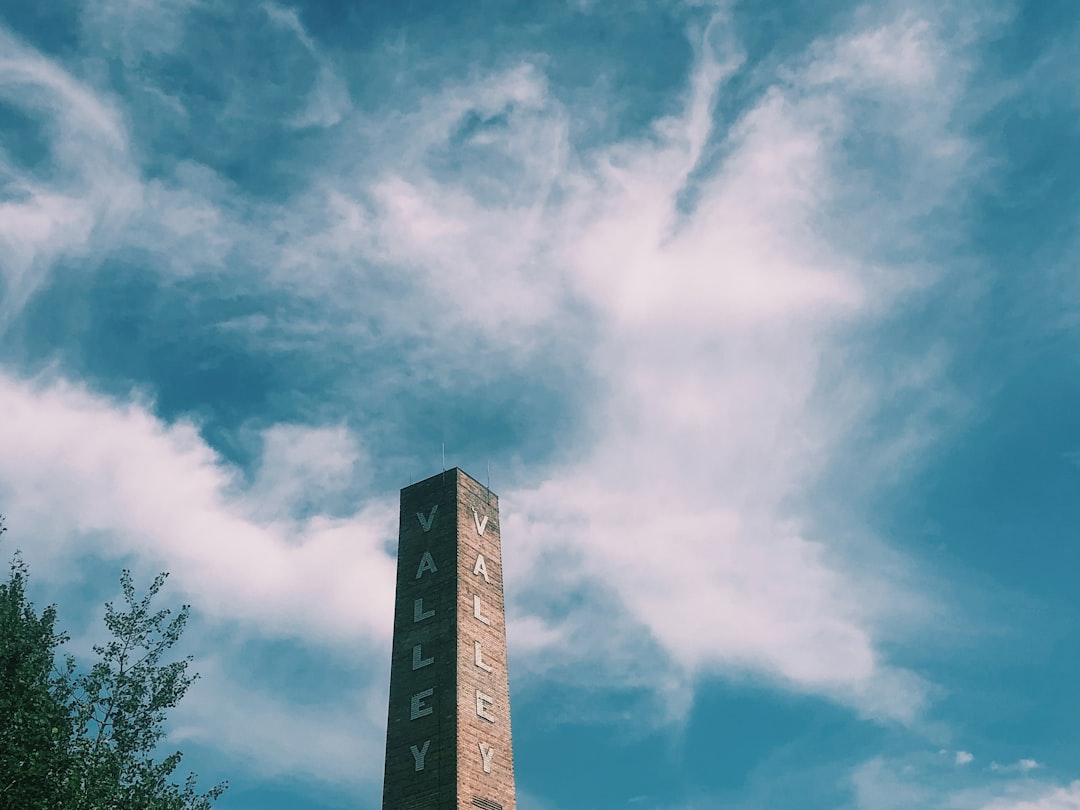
(411, 740, 431, 771)
(472, 554, 489, 583)
(416, 551, 437, 579)
(473, 509, 488, 536)
(417, 505, 438, 532)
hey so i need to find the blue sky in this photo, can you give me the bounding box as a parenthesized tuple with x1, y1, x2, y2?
(1, 0, 1079, 808)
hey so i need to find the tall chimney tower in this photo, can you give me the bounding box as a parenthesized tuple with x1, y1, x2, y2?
(381, 468, 516, 810)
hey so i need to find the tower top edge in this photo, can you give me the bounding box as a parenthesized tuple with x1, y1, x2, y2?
(401, 466, 499, 498)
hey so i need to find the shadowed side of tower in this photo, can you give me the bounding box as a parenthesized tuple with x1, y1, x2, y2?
(382, 469, 516, 810)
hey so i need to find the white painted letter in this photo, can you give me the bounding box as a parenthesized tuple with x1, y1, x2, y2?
(472, 594, 490, 625)
(475, 690, 495, 723)
(415, 552, 438, 579)
(412, 644, 434, 670)
(472, 554, 489, 583)
(473, 509, 489, 536)
(417, 505, 438, 532)
(478, 742, 494, 774)
(411, 740, 431, 771)
(410, 688, 434, 720)
(474, 641, 492, 673)
(414, 598, 435, 623)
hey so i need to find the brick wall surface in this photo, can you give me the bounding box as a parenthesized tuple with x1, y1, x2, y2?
(455, 472, 516, 810)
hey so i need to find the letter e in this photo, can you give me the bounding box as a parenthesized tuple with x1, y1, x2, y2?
(411, 688, 434, 720)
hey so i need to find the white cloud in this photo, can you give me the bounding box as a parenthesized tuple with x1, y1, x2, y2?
(0, 0, 1005, 786)
(494, 5, 976, 722)
(0, 26, 141, 327)
(0, 370, 401, 781)
(171, 653, 388, 785)
(984, 783, 1080, 810)
(0, 371, 397, 646)
(81, 0, 198, 62)
(993, 761, 1045, 775)
(805, 12, 941, 91)
(853, 755, 1078, 810)
(264, 2, 352, 128)
(246, 423, 370, 521)
(853, 757, 934, 810)
(958, 751, 975, 766)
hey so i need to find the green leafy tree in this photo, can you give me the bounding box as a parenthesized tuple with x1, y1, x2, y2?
(0, 517, 227, 809)
(0, 520, 74, 809)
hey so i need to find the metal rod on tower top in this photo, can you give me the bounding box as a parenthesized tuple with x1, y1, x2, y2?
(441, 443, 445, 472)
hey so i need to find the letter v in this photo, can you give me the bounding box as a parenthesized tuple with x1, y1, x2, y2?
(417, 505, 438, 532)
(473, 509, 488, 536)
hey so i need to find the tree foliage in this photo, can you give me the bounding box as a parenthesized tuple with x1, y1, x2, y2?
(0, 521, 73, 808)
(0, 517, 227, 809)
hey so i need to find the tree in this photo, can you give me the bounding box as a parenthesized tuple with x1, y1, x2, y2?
(0, 517, 227, 809)
(0, 519, 74, 809)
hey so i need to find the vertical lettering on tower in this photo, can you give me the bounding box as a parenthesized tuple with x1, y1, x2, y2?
(457, 475, 515, 810)
(382, 479, 457, 810)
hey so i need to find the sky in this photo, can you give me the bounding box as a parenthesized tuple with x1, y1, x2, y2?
(1, 0, 1079, 808)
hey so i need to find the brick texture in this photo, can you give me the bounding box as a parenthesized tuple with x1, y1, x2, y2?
(381, 469, 516, 810)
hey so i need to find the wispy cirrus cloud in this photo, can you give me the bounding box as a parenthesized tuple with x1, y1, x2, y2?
(262, 2, 351, 128)
(0, 25, 139, 326)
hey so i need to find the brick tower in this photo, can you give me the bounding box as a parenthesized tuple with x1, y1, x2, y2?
(381, 468, 516, 810)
